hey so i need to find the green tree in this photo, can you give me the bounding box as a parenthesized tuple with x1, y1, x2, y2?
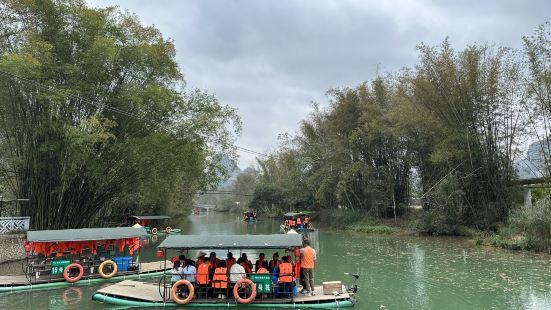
(0, 0, 240, 228)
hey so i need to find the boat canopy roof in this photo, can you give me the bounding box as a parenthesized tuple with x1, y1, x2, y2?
(27, 227, 147, 242)
(129, 215, 171, 220)
(284, 212, 303, 218)
(158, 234, 303, 250)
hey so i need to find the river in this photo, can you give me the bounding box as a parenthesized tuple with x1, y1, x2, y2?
(0, 212, 550, 309)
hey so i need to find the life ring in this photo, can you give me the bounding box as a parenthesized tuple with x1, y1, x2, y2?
(151, 227, 158, 235)
(165, 226, 172, 233)
(233, 278, 256, 304)
(98, 260, 118, 278)
(170, 279, 195, 305)
(62, 286, 82, 305)
(63, 263, 84, 283)
(151, 234, 158, 242)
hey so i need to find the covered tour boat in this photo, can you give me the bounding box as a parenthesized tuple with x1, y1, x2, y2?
(242, 211, 257, 222)
(0, 227, 170, 293)
(127, 215, 181, 235)
(92, 234, 357, 308)
(281, 212, 314, 232)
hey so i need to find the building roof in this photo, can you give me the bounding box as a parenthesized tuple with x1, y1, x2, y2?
(129, 215, 171, 220)
(158, 234, 303, 250)
(27, 227, 147, 242)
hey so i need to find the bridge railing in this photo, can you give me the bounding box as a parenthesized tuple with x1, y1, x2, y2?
(0, 217, 30, 234)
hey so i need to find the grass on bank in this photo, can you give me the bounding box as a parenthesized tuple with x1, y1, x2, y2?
(313, 203, 551, 254)
(315, 209, 408, 235)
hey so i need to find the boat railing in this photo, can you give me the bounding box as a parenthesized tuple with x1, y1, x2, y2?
(158, 271, 297, 302)
(22, 253, 140, 284)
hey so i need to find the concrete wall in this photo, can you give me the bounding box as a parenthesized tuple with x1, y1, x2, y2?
(0, 234, 26, 264)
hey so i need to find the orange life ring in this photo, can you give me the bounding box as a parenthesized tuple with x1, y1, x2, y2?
(62, 286, 82, 305)
(98, 260, 118, 278)
(171, 279, 195, 305)
(151, 227, 158, 235)
(63, 263, 84, 283)
(233, 278, 256, 304)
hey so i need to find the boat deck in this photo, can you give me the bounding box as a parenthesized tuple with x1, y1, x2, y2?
(96, 280, 352, 304)
(0, 261, 170, 287)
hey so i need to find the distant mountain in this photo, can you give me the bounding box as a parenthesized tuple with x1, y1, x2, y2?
(218, 155, 241, 188)
(515, 140, 548, 180)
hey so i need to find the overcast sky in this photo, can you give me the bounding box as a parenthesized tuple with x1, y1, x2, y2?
(88, 0, 550, 168)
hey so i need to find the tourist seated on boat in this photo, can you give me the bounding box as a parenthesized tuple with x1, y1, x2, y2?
(304, 216, 310, 228)
(288, 218, 296, 228)
(230, 257, 247, 285)
(226, 252, 236, 270)
(182, 259, 196, 283)
(212, 260, 228, 298)
(296, 216, 303, 230)
(277, 255, 294, 297)
(240, 253, 253, 274)
(196, 251, 207, 267)
(256, 261, 269, 274)
(269, 252, 280, 273)
(196, 255, 213, 285)
(178, 254, 186, 266)
(255, 253, 266, 272)
(209, 252, 220, 270)
(170, 260, 183, 285)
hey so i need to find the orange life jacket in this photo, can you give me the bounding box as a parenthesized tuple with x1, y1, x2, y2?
(212, 267, 228, 288)
(226, 258, 236, 270)
(256, 267, 269, 274)
(301, 246, 315, 269)
(297, 218, 302, 224)
(255, 259, 266, 272)
(278, 262, 293, 283)
(289, 219, 296, 226)
(196, 262, 211, 285)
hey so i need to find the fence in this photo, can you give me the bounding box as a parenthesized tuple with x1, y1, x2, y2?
(0, 217, 30, 234)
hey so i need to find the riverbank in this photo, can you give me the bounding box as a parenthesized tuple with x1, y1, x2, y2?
(314, 209, 415, 235)
(0, 233, 26, 264)
(313, 209, 551, 255)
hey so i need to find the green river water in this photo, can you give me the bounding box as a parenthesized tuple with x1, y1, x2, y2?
(1, 212, 550, 309)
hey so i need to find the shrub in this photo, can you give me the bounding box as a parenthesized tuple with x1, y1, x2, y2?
(348, 224, 400, 234)
(510, 197, 551, 253)
(415, 173, 467, 235)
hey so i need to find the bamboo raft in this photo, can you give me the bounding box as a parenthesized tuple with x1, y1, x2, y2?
(92, 280, 355, 308)
(0, 260, 171, 293)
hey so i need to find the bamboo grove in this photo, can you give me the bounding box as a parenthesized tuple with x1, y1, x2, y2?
(0, 0, 240, 229)
(251, 24, 551, 235)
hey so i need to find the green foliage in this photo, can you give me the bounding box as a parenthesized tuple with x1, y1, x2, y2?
(316, 209, 401, 234)
(250, 148, 314, 213)
(0, 0, 240, 228)
(413, 173, 466, 235)
(253, 26, 549, 236)
(510, 198, 551, 253)
(348, 224, 400, 234)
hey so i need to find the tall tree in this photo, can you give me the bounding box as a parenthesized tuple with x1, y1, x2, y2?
(0, 0, 240, 228)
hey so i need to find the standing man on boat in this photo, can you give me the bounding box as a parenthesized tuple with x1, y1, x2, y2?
(300, 239, 317, 296)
